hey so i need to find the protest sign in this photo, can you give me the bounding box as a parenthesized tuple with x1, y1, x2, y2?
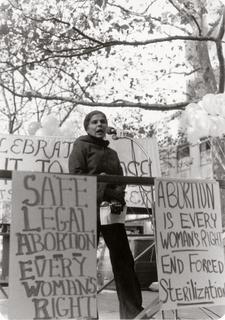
(8, 171, 97, 319)
(155, 178, 225, 310)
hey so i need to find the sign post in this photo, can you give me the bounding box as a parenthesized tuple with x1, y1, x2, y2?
(155, 178, 225, 310)
(8, 171, 97, 320)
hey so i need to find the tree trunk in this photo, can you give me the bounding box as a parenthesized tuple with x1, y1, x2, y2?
(185, 1, 217, 99)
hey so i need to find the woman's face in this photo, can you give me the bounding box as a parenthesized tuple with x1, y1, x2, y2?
(86, 113, 108, 139)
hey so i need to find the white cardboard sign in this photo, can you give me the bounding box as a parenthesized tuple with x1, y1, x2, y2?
(9, 172, 97, 319)
(155, 178, 225, 310)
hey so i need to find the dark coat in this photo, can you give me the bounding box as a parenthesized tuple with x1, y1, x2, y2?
(68, 134, 125, 205)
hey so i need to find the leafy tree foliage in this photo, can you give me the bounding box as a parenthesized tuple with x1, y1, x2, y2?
(0, 0, 224, 133)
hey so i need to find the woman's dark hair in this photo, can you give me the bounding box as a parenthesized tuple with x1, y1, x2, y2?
(83, 110, 108, 131)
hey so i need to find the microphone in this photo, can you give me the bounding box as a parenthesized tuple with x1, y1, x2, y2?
(106, 127, 130, 140)
(106, 127, 117, 135)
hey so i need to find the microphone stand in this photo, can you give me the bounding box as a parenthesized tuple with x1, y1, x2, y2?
(114, 134, 160, 320)
(98, 133, 157, 295)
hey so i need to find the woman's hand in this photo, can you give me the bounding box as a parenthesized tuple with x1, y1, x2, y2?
(97, 172, 107, 205)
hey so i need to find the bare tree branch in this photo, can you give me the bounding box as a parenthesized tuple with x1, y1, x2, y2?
(59, 104, 78, 126)
(1, 34, 221, 73)
(167, 0, 202, 35)
(0, 80, 189, 110)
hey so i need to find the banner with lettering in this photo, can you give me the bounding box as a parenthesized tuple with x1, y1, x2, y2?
(9, 172, 97, 319)
(110, 137, 160, 208)
(0, 134, 160, 222)
(0, 134, 74, 224)
(155, 178, 225, 310)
